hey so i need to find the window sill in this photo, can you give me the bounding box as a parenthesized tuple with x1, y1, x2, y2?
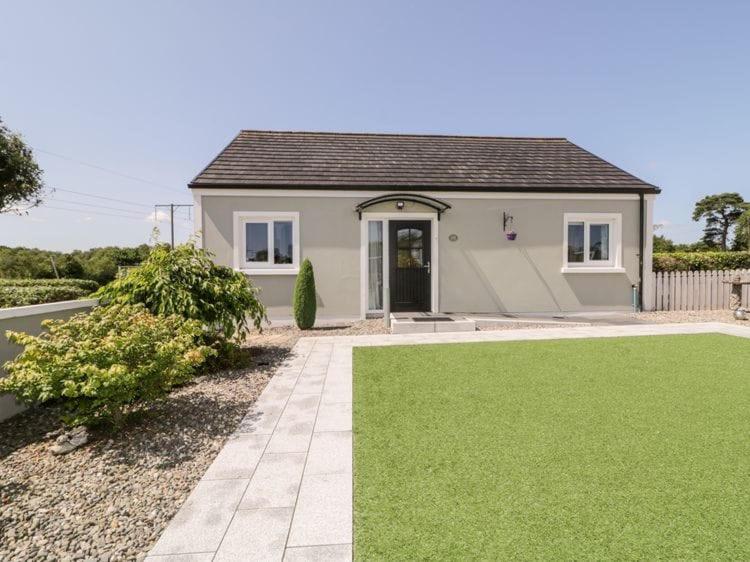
(238, 268, 300, 276)
(561, 266, 626, 274)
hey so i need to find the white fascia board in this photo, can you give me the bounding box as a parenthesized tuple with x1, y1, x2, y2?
(191, 187, 643, 201)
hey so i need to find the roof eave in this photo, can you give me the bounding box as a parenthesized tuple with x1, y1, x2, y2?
(188, 182, 661, 194)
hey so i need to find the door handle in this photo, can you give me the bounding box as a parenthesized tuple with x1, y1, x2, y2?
(426, 261, 431, 274)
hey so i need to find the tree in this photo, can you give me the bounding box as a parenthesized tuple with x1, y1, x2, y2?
(293, 259, 317, 330)
(0, 118, 45, 213)
(733, 207, 750, 251)
(692, 193, 746, 251)
(653, 234, 676, 253)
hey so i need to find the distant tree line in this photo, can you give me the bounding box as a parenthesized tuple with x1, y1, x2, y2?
(0, 245, 151, 284)
(656, 192, 750, 253)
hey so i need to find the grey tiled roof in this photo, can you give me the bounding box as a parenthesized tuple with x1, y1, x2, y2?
(190, 130, 659, 193)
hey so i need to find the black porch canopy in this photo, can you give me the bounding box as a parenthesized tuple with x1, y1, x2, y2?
(354, 193, 452, 220)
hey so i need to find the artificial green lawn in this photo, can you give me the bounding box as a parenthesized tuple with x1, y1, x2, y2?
(353, 334, 750, 560)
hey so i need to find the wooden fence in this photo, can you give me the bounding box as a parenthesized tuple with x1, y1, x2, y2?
(648, 269, 750, 311)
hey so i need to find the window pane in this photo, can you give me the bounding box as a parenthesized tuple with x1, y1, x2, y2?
(397, 228, 411, 249)
(273, 221, 293, 264)
(397, 249, 413, 267)
(245, 223, 268, 262)
(567, 222, 584, 263)
(589, 224, 610, 261)
(410, 228, 423, 248)
(367, 221, 383, 310)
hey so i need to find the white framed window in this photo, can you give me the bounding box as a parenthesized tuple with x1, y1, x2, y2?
(562, 213, 624, 273)
(233, 211, 300, 274)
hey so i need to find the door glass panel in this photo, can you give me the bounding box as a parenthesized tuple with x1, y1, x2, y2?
(589, 224, 609, 261)
(397, 228, 412, 248)
(397, 249, 413, 267)
(411, 229, 423, 248)
(396, 227, 424, 268)
(245, 223, 268, 262)
(367, 221, 383, 310)
(567, 222, 584, 263)
(273, 221, 293, 264)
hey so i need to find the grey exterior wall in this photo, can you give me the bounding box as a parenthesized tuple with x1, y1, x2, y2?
(0, 300, 98, 422)
(200, 193, 644, 319)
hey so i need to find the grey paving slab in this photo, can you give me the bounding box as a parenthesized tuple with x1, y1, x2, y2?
(287, 472, 352, 547)
(292, 373, 327, 395)
(236, 402, 285, 435)
(201, 433, 270, 480)
(266, 421, 315, 454)
(314, 402, 352, 432)
(320, 378, 352, 405)
(239, 452, 306, 509)
(305, 431, 352, 476)
(144, 553, 215, 562)
(214, 507, 293, 561)
(283, 544, 352, 561)
(149, 479, 247, 555)
(276, 394, 321, 427)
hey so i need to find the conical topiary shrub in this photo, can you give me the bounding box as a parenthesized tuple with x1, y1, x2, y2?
(293, 258, 316, 330)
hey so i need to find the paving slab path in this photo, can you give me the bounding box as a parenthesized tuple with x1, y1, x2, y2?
(146, 322, 750, 561)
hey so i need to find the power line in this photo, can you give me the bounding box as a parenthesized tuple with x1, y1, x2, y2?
(53, 187, 155, 209)
(154, 203, 194, 248)
(41, 205, 157, 221)
(51, 198, 149, 217)
(34, 147, 185, 194)
(41, 205, 192, 228)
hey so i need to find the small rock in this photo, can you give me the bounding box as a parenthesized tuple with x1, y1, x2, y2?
(50, 427, 90, 455)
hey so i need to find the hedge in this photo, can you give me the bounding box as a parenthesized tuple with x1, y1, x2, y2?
(653, 252, 750, 272)
(0, 285, 90, 308)
(0, 278, 99, 291)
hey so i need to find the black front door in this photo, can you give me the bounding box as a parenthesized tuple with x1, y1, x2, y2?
(389, 220, 431, 312)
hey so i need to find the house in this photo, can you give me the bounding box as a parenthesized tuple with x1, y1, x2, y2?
(190, 130, 659, 320)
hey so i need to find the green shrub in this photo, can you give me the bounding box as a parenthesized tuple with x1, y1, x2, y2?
(293, 259, 317, 330)
(0, 278, 99, 291)
(94, 241, 266, 340)
(653, 251, 750, 272)
(0, 285, 89, 308)
(0, 304, 213, 428)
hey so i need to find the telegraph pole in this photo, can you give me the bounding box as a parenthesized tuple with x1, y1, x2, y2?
(154, 203, 193, 248)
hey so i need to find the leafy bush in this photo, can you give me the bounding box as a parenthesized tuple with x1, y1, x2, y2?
(0, 304, 213, 428)
(293, 258, 317, 330)
(95, 242, 266, 340)
(0, 285, 90, 308)
(0, 278, 99, 291)
(653, 251, 750, 272)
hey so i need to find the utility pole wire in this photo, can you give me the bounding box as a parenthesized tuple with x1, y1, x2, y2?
(53, 187, 156, 208)
(154, 203, 193, 248)
(33, 147, 185, 194)
(50, 198, 150, 216)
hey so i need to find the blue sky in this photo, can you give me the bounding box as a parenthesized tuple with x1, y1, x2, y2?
(1, 0, 748, 250)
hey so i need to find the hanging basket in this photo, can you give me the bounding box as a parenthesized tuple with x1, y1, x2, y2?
(505, 231, 517, 241)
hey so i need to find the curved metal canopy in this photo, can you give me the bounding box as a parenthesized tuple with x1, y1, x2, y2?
(355, 193, 452, 220)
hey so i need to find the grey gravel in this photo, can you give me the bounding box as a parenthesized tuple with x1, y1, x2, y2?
(0, 344, 286, 561)
(633, 309, 750, 325)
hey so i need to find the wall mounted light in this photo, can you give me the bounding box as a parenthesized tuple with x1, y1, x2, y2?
(396, 201, 405, 210)
(503, 212, 517, 240)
